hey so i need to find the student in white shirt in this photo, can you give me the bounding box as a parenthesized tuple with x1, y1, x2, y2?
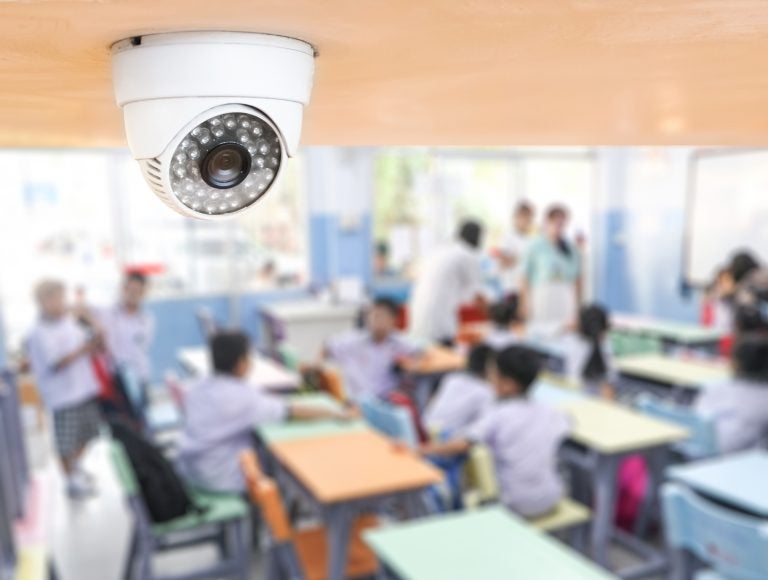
(421, 345, 571, 518)
(695, 333, 768, 454)
(324, 297, 419, 400)
(560, 304, 616, 394)
(100, 272, 155, 384)
(178, 331, 357, 493)
(409, 221, 486, 344)
(484, 299, 522, 351)
(497, 201, 534, 301)
(27, 280, 103, 499)
(424, 343, 495, 435)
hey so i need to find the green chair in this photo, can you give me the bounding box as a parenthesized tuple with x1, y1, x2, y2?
(110, 442, 251, 580)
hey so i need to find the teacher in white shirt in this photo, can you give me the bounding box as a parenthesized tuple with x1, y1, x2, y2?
(409, 220, 486, 344)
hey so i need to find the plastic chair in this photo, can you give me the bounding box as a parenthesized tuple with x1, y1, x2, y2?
(635, 394, 718, 460)
(359, 396, 417, 447)
(110, 442, 251, 580)
(662, 482, 768, 580)
(462, 444, 499, 508)
(278, 345, 300, 372)
(239, 450, 378, 580)
(119, 366, 182, 436)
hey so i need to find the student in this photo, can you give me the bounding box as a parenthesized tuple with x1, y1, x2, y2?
(560, 304, 616, 392)
(423, 343, 495, 435)
(324, 297, 418, 400)
(177, 331, 357, 493)
(484, 299, 521, 350)
(497, 201, 535, 302)
(27, 280, 103, 499)
(421, 346, 571, 518)
(409, 220, 486, 344)
(99, 272, 155, 384)
(695, 334, 768, 454)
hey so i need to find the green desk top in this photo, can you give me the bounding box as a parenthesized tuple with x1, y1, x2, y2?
(612, 315, 726, 344)
(616, 354, 731, 388)
(363, 507, 616, 580)
(255, 392, 366, 445)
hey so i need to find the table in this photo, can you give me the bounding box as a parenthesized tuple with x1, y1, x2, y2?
(612, 313, 726, 351)
(268, 429, 442, 580)
(363, 506, 616, 580)
(255, 393, 366, 446)
(260, 300, 360, 360)
(667, 450, 768, 517)
(177, 347, 300, 392)
(400, 345, 467, 410)
(616, 354, 730, 398)
(532, 384, 689, 576)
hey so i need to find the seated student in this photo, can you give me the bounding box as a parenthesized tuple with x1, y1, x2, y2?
(421, 346, 571, 518)
(178, 331, 357, 493)
(559, 304, 616, 394)
(423, 343, 495, 435)
(484, 299, 522, 350)
(695, 333, 768, 454)
(323, 297, 419, 400)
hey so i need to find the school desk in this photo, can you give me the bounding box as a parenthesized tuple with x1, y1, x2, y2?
(254, 393, 367, 446)
(268, 429, 442, 580)
(260, 300, 360, 360)
(532, 384, 689, 575)
(611, 313, 726, 351)
(667, 450, 768, 518)
(363, 506, 616, 580)
(616, 353, 731, 398)
(399, 345, 467, 410)
(177, 347, 300, 392)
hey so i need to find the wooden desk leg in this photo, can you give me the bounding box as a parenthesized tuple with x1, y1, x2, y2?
(324, 504, 355, 580)
(590, 453, 619, 569)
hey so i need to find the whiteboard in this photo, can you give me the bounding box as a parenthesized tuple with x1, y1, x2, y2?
(686, 150, 768, 286)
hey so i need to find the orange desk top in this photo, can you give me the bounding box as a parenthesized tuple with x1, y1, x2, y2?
(270, 429, 442, 504)
(402, 346, 466, 376)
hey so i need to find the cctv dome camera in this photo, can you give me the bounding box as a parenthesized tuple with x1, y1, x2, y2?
(111, 32, 315, 219)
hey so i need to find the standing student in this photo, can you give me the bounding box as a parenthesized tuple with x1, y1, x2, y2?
(409, 220, 486, 344)
(178, 331, 358, 493)
(695, 333, 768, 454)
(497, 202, 535, 303)
(324, 297, 419, 400)
(421, 346, 571, 518)
(520, 205, 582, 335)
(27, 280, 103, 499)
(100, 272, 155, 385)
(423, 343, 495, 435)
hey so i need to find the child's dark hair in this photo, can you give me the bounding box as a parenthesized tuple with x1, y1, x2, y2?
(372, 297, 399, 318)
(489, 298, 518, 328)
(458, 220, 483, 249)
(125, 271, 148, 286)
(545, 204, 571, 257)
(467, 343, 494, 378)
(495, 346, 542, 394)
(730, 251, 759, 284)
(733, 333, 768, 381)
(579, 304, 610, 382)
(210, 331, 250, 374)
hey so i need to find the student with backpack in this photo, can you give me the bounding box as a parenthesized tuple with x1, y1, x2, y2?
(177, 331, 358, 493)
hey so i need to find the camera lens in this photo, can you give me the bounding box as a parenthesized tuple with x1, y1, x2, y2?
(201, 143, 251, 189)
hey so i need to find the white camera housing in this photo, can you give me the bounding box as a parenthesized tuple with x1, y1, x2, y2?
(111, 32, 315, 219)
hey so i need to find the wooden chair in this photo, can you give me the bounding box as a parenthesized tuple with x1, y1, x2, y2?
(239, 450, 378, 580)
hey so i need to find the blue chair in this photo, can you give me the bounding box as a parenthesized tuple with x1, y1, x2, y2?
(359, 396, 417, 448)
(635, 394, 718, 460)
(118, 366, 182, 438)
(662, 483, 768, 580)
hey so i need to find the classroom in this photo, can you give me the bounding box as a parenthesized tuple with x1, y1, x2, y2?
(1, 2, 768, 580)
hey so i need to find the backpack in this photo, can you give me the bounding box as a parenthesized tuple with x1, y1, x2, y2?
(110, 420, 205, 523)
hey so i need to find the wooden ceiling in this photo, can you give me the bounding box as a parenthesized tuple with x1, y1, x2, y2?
(1, 1, 768, 148)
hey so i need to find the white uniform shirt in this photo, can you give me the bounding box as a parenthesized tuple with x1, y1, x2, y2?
(27, 316, 100, 411)
(466, 398, 571, 517)
(177, 374, 288, 492)
(99, 305, 155, 382)
(499, 231, 530, 294)
(557, 333, 616, 387)
(484, 328, 520, 351)
(326, 330, 418, 399)
(423, 372, 495, 435)
(409, 241, 484, 342)
(695, 378, 768, 454)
